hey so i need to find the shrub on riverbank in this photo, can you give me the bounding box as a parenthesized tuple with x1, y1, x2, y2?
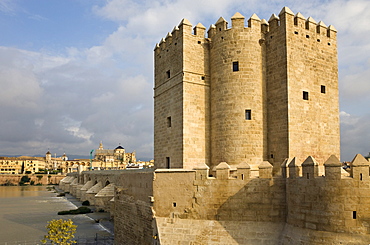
(81, 200, 90, 206)
(0, 180, 16, 186)
(19, 175, 31, 185)
(58, 206, 92, 215)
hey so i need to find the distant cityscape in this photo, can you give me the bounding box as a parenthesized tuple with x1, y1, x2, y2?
(0, 142, 153, 175)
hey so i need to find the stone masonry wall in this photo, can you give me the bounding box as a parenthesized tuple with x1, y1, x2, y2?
(209, 14, 266, 170)
(154, 21, 185, 169)
(114, 192, 155, 245)
(154, 20, 211, 169)
(156, 218, 285, 245)
(283, 9, 340, 165)
(113, 169, 155, 245)
(182, 22, 211, 169)
(265, 8, 339, 167)
(153, 166, 286, 222)
(286, 165, 370, 235)
(265, 11, 289, 169)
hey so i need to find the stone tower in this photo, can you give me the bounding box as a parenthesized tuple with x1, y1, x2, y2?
(154, 7, 340, 171)
(266, 8, 339, 169)
(154, 19, 210, 169)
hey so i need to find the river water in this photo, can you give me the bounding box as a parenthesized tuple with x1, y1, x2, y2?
(0, 186, 112, 244)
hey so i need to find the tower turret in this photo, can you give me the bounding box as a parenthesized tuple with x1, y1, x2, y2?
(210, 12, 266, 170)
(46, 150, 51, 161)
(154, 17, 210, 169)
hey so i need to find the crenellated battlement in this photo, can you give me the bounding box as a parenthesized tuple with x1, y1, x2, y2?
(271, 7, 337, 39)
(282, 154, 370, 181)
(184, 154, 370, 183)
(154, 18, 207, 54)
(155, 6, 337, 54)
(150, 155, 366, 184)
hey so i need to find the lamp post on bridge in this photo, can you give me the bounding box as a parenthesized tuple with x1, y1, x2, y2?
(90, 149, 94, 171)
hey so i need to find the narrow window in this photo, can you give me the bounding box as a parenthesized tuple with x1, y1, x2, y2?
(166, 70, 171, 78)
(201, 76, 205, 80)
(167, 116, 172, 127)
(353, 211, 357, 219)
(245, 110, 252, 120)
(173, 202, 177, 207)
(270, 154, 274, 159)
(360, 173, 363, 181)
(321, 85, 326, 94)
(307, 173, 309, 179)
(233, 61, 239, 72)
(166, 157, 170, 169)
(303, 91, 309, 100)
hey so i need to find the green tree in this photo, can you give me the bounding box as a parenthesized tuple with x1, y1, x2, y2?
(41, 219, 77, 244)
(19, 175, 31, 185)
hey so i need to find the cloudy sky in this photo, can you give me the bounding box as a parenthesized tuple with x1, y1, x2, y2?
(0, 0, 369, 162)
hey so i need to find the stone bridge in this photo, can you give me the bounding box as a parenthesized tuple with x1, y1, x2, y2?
(60, 170, 116, 211)
(59, 169, 146, 213)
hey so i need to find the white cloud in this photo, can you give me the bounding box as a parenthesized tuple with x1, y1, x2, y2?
(0, 68, 42, 109)
(340, 67, 370, 98)
(0, 0, 16, 14)
(340, 112, 370, 161)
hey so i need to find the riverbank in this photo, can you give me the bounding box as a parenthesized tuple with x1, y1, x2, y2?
(0, 186, 114, 244)
(0, 174, 65, 186)
(55, 186, 115, 235)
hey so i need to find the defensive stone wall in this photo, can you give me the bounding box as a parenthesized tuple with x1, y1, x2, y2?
(61, 154, 370, 244)
(114, 189, 155, 244)
(156, 218, 285, 245)
(153, 164, 286, 222)
(112, 169, 155, 244)
(285, 154, 370, 236)
(151, 155, 370, 244)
